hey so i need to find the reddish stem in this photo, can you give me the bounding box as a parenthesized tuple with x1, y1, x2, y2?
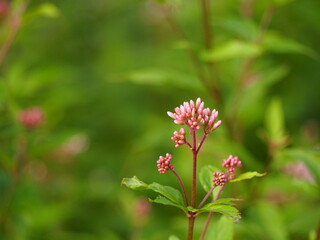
(171, 170, 189, 206)
(196, 133, 208, 154)
(198, 185, 215, 209)
(200, 186, 225, 240)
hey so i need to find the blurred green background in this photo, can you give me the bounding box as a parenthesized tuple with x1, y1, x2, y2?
(0, 0, 319, 239)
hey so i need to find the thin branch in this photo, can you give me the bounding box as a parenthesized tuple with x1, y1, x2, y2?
(196, 133, 208, 153)
(171, 170, 189, 206)
(198, 185, 215, 209)
(200, 185, 225, 240)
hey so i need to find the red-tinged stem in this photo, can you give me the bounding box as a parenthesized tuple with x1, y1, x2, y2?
(316, 221, 320, 240)
(200, 211, 213, 240)
(187, 129, 198, 240)
(191, 130, 197, 207)
(198, 185, 215, 209)
(172, 170, 189, 206)
(188, 214, 195, 240)
(185, 141, 193, 149)
(196, 133, 208, 154)
(200, 186, 225, 240)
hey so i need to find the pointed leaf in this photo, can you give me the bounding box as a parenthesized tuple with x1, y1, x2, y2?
(122, 176, 186, 211)
(121, 176, 148, 190)
(199, 165, 223, 199)
(265, 98, 287, 145)
(230, 171, 266, 183)
(150, 196, 187, 213)
(148, 182, 184, 206)
(201, 40, 262, 62)
(200, 203, 241, 223)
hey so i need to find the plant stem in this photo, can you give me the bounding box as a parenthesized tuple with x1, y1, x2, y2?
(172, 170, 189, 206)
(198, 185, 215, 209)
(196, 133, 208, 153)
(200, 211, 213, 240)
(188, 214, 195, 240)
(187, 129, 198, 240)
(199, 0, 212, 50)
(191, 130, 197, 207)
(200, 186, 225, 240)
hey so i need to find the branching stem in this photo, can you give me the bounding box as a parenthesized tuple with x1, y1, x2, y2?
(171, 170, 189, 206)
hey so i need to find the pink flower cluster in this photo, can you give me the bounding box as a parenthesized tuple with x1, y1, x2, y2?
(212, 172, 227, 186)
(222, 155, 242, 180)
(212, 155, 242, 185)
(157, 153, 174, 173)
(18, 107, 44, 129)
(167, 98, 221, 133)
(171, 128, 186, 148)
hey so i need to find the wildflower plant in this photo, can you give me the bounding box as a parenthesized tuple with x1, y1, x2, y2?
(122, 98, 265, 240)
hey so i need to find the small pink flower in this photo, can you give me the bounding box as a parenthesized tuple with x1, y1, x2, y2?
(157, 153, 174, 173)
(222, 155, 242, 180)
(171, 128, 186, 148)
(18, 107, 44, 129)
(212, 172, 227, 186)
(167, 98, 221, 133)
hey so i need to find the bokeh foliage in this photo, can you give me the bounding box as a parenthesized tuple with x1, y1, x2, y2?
(0, 0, 319, 239)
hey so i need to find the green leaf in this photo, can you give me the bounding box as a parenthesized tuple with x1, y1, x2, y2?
(233, 66, 288, 127)
(148, 182, 185, 206)
(122, 176, 186, 211)
(127, 68, 202, 91)
(150, 196, 186, 212)
(206, 216, 234, 240)
(121, 176, 148, 190)
(263, 33, 316, 58)
(200, 203, 241, 223)
(264, 98, 288, 147)
(201, 40, 262, 62)
(199, 165, 218, 192)
(36, 3, 60, 18)
(230, 171, 266, 183)
(199, 165, 223, 199)
(169, 235, 180, 240)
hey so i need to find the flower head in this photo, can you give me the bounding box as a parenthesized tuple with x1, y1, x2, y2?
(212, 172, 227, 186)
(167, 98, 221, 133)
(171, 128, 186, 148)
(157, 153, 174, 173)
(222, 155, 242, 180)
(18, 107, 44, 129)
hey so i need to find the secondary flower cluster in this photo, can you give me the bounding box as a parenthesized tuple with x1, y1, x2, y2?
(213, 155, 242, 186)
(157, 153, 174, 173)
(171, 128, 186, 148)
(167, 98, 221, 133)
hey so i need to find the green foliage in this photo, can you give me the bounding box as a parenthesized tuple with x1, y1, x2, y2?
(201, 40, 262, 62)
(122, 176, 186, 212)
(230, 171, 266, 183)
(0, 0, 319, 239)
(206, 216, 234, 240)
(200, 202, 241, 223)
